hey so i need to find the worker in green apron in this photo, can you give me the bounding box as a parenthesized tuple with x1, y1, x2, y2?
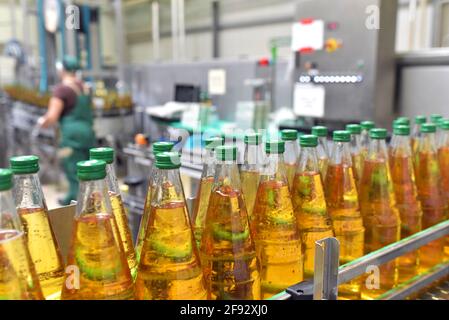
(38, 55, 95, 205)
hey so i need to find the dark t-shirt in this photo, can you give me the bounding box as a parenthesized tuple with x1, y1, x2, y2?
(52, 81, 83, 118)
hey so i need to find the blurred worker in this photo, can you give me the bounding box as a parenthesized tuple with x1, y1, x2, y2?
(38, 55, 95, 206)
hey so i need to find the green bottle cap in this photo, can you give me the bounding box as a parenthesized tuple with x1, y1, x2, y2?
(361, 121, 375, 130)
(205, 137, 224, 150)
(440, 119, 449, 130)
(420, 123, 437, 133)
(430, 114, 443, 124)
(0, 168, 13, 191)
(244, 133, 262, 145)
(152, 142, 175, 155)
(10, 155, 40, 174)
(216, 145, 237, 161)
(90, 147, 114, 164)
(369, 128, 387, 140)
(333, 130, 351, 142)
(77, 160, 107, 181)
(393, 125, 410, 136)
(266, 140, 285, 154)
(346, 124, 362, 135)
(311, 126, 328, 137)
(155, 152, 181, 169)
(281, 129, 298, 141)
(394, 117, 410, 127)
(300, 135, 318, 147)
(415, 115, 426, 124)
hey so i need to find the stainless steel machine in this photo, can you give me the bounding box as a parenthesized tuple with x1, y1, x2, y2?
(291, 0, 398, 128)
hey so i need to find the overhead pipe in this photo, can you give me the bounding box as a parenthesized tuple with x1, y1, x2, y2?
(171, 0, 179, 61)
(151, 1, 160, 61)
(178, 0, 185, 60)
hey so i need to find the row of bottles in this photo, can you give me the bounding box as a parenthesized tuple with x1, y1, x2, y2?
(1, 114, 448, 300)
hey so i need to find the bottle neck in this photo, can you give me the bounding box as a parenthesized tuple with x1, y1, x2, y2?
(284, 140, 299, 164)
(262, 153, 287, 183)
(391, 135, 412, 157)
(440, 130, 449, 149)
(76, 178, 112, 217)
(418, 132, 437, 154)
(151, 168, 185, 206)
(106, 163, 120, 195)
(349, 134, 362, 155)
(243, 144, 265, 171)
(317, 137, 329, 159)
(330, 141, 352, 166)
(215, 160, 242, 191)
(298, 146, 320, 173)
(361, 129, 370, 150)
(367, 139, 389, 161)
(13, 172, 46, 209)
(0, 189, 23, 231)
(202, 148, 217, 177)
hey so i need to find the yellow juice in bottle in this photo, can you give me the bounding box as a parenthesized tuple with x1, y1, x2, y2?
(200, 145, 260, 300)
(62, 213, 135, 300)
(0, 230, 44, 300)
(192, 176, 214, 247)
(325, 131, 365, 300)
(285, 164, 297, 190)
(135, 142, 175, 263)
(241, 170, 260, 219)
(414, 147, 447, 270)
(389, 126, 422, 282)
(192, 137, 223, 247)
(438, 120, 449, 258)
(291, 132, 334, 281)
(136, 202, 206, 300)
(90, 147, 138, 279)
(241, 133, 264, 220)
(135, 151, 207, 300)
(61, 160, 134, 300)
(251, 140, 302, 299)
(110, 192, 138, 279)
(201, 186, 260, 300)
(360, 159, 400, 299)
(18, 207, 65, 299)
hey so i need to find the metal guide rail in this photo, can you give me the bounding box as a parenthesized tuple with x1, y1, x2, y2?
(271, 220, 449, 300)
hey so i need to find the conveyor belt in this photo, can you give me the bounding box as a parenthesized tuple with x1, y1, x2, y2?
(416, 277, 449, 300)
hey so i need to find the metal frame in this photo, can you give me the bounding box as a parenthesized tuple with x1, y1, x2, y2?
(272, 219, 449, 300)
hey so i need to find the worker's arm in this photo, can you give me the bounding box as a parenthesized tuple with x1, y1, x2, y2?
(38, 97, 64, 128)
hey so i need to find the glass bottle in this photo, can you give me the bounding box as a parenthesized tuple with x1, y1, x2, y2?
(346, 124, 364, 189)
(291, 135, 334, 279)
(200, 145, 261, 300)
(389, 125, 422, 282)
(135, 152, 207, 300)
(391, 118, 411, 154)
(412, 115, 426, 154)
(360, 121, 375, 157)
(324, 130, 364, 300)
(438, 119, 449, 257)
(251, 140, 303, 299)
(90, 147, 138, 280)
(10, 155, 65, 300)
(281, 130, 300, 190)
(0, 168, 44, 300)
(241, 133, 265, 220)
(61, 160, 134, 300)
(414, 123, 448, 271)
(135, 141, 174, 263)
(359, 128, 401, 300)
(311, 126, 329, 180)
(430, 114, 443, 147)
(192, 137, 224, 248)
